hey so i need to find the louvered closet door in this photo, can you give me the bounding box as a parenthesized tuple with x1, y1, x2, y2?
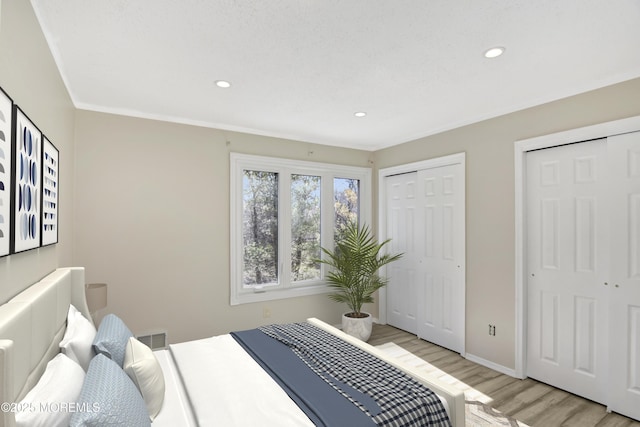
(607, 131, 640, 420)
(386, 172, 419, 334)
(526, 139, 609, 404)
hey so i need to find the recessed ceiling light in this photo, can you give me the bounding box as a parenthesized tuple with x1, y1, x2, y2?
(215, 80, 231, 88)
(354, 112, 367, 118)
(484, 47, 505, 58)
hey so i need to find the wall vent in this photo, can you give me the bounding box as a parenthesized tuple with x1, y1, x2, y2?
(137, 332, 167, 350)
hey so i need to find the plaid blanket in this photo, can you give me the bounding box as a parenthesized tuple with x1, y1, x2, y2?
(259, 323, 451, 427)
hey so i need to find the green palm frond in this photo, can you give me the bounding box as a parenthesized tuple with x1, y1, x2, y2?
(316, 222, 403, 316)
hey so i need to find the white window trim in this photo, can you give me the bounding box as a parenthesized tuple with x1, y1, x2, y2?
(230, 153, 371, 305)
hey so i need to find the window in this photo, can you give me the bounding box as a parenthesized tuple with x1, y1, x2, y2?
(243, 170, 279, 286)
(334, 177, 360, 244)
(290, 174, 321, 282)
(230, 153, 371, 305)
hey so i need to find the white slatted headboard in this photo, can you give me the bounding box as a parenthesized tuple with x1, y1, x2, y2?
(0, 267, 89, 427)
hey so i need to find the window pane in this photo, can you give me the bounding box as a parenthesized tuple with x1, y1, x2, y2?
(291, 174, 321, 282)
(242, 170, 278, 287)
(334, 177, 359, 243)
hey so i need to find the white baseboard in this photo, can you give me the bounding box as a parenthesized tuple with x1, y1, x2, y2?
(465, 353, 518, 378)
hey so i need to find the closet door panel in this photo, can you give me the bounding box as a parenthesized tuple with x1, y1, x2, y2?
(608, 131, 640, 421)
(385, 172, 419, 334)
(526, 140, 609, 404)
(416, 164, 464, 354)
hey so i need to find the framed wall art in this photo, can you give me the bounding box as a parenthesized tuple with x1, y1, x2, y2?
(12, 106, 42, 253)
(0, 88, 13, 257)
(41, 136, 59, 246)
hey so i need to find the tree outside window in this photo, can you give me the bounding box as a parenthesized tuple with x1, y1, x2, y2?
(334, 177, 359, 244)
(242, 170, 278, 286)
(290, 174, 321, 282)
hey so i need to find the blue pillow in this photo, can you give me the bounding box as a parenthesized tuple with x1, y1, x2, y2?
(92, 314, 134, 367)
(69, 354, 150, 427)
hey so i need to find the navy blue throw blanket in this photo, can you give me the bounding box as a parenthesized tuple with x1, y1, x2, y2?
(232, 328, 377, 427)
(231, 323, 451, 427)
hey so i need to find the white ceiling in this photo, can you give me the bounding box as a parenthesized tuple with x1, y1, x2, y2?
(31, 0, 640, 151)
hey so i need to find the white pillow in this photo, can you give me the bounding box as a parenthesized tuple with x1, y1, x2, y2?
(15, 353, 85, 427)
(59, 304, 96, 371)
(123, 337, 165, 420)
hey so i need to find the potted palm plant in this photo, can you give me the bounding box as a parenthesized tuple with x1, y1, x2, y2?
(318, 221, 402, 341)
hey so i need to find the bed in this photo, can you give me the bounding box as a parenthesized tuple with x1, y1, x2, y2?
(0, 267, 465, 427)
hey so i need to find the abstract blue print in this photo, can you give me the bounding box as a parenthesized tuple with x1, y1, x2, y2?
(13, 107, 41, 253)
(0, 89, 12, 257)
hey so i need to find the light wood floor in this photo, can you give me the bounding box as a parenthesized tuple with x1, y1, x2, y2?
(368, 324, 640, 427)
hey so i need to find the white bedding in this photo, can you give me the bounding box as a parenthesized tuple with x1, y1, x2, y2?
(169, 334, 315, 426)
(153, 332, 452, 427)
(151, 349, 197, 427)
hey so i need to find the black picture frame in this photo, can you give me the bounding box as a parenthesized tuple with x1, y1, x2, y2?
(0, 88, 13, 257)
(11, 106, 42, 254)
(41, 136, 59, 246)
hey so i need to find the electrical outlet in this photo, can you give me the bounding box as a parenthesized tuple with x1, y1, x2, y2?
(488, 324, 496, 336)
(263, 307, 271, 318)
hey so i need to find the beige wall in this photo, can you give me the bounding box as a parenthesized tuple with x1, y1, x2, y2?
(73, 110, 372, 343)
(374, 77, 640, 369)
(0, 0, 75, 301)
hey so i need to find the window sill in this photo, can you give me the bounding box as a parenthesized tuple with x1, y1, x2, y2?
(230, 283, 331, 305)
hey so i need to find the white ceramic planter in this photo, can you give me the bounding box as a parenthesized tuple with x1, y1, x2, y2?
(342, 312, 373, 342)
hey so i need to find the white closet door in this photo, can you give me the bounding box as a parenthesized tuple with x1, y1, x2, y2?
(385, 172, 419, 334)
(607, 131, 640, 420)
(385, 161, 465, 354)
(416, 164, 465, 353)
(526, 139, 609, 404)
